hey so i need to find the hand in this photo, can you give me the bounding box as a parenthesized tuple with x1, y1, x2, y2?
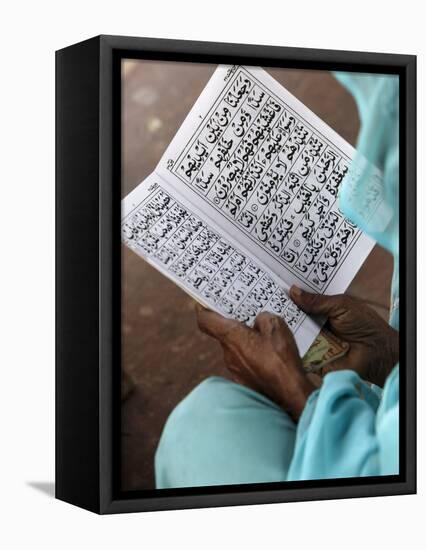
(196, 305, 316, 421)
(290, 286, 399, 387)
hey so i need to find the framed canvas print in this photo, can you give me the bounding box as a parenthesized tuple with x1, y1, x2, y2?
(56, 35, 416, 514)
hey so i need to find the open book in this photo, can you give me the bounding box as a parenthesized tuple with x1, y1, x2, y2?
(121, 65, 375, 357)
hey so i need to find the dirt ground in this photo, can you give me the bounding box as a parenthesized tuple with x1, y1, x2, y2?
(121, 60, 394, 491)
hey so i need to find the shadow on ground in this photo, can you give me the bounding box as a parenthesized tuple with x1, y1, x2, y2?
(27, 481, 55, 498)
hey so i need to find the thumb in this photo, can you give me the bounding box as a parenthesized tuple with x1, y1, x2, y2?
(289, 286, 346, 317)
(195, 303, 243, 341)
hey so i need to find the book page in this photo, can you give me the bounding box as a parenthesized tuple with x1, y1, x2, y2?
(122, 65, 377, 356)
(122, 173, 321, 356)
(155, 65, 375, 296)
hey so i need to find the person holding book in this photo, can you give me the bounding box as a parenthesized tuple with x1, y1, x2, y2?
(155, 72, 400, 487)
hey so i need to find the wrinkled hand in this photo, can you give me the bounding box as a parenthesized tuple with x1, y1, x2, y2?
(196, 305, 315, 421)
(290, 286, 399, 387)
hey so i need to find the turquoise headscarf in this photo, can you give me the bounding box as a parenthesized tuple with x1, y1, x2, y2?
(336, 72, 400, 328)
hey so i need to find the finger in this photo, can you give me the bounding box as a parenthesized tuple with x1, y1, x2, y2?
(253, 311, 300, 358)
(253, 311, 293, 339)
(253, 311, 279, 333)
(195, 304, 242, 341)
(289, 286, 347, 317)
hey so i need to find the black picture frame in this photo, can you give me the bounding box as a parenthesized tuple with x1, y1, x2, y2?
(56, 35, 416, 514)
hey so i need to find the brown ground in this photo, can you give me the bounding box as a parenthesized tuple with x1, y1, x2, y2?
(121, 60, 394, 491)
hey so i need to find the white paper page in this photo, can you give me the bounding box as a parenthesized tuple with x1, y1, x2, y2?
(122, 65, 379, 356)
(122, 172, 321, 356)
(155, 65, 376, 298)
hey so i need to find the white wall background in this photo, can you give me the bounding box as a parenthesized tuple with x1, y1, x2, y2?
(0, 1, 423, 548)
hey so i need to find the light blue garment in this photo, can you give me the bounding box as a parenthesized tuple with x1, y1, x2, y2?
(287, 366, 399, 480)
(155, 73, 400, 488)
(335, 72, 399, 260)
(156, 369, 399, 488)
(155, 376, 297, 487)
